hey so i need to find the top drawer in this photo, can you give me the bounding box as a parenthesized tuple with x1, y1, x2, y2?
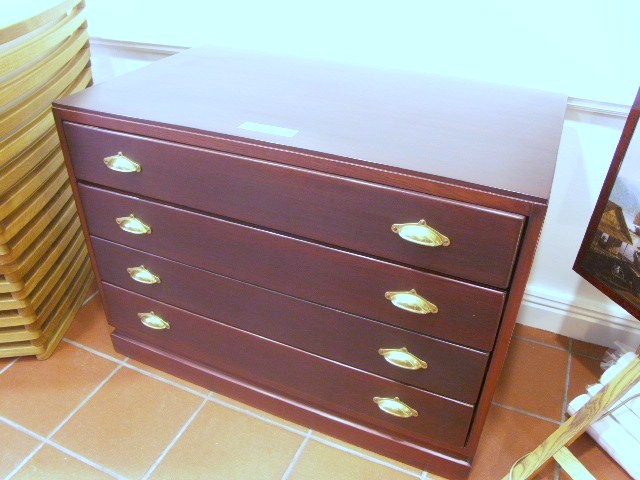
(64, 122, 525, 288)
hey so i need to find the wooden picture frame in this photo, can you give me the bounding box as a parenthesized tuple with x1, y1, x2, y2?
(574, 88, 640, 321)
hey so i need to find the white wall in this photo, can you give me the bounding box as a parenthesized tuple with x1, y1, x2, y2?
(82, 0, 640, 106)
(82, 1, 640, 348)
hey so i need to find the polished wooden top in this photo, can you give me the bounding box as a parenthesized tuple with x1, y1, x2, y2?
(55, 46, 567, 200)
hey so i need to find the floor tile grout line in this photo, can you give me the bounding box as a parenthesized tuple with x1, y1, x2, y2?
(562, 339, 573, 423)
(0, 416, 124, 480)
(206, 395, 309, 436)
(120, 360, 210, 400)
(46, 440, 126, 480)
(0, 414, 48, 479)
(62, 338, 124, 364)
(309, 433, 423, 478)
(0, 358, 18, 375)
(280, 429, 313, 480)
(514, 329, 608, 362)
(46, 361, 126, 441)
(3, 442, 46, 480)
(492, 402, 562, 425)
(0, 416, 48, 442)
(571, 350, 606, 362)
(512, 334, 568, 352)
(141, 395, 210, 480)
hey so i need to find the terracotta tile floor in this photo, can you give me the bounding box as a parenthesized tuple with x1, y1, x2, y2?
(0, 293, 632, 480)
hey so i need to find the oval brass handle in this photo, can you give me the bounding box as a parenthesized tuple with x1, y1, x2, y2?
(138, 311, 170, 330)
(127, 265, 161, 285)
(373, 397, 418, 418)
(385, 289, 438, 314)
(103, 152, 141, 173)
(391, 219, 450, 247)
(116, 215, 151, 235)
(378, 347, 428, 370)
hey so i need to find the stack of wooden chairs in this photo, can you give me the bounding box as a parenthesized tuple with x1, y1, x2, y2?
(0, 0, 94, 359)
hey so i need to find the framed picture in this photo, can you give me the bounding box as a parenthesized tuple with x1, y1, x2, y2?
(574, 88, 640, 321)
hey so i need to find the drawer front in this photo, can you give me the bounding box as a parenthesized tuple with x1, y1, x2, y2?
(94, 239, 489, 403)
(65, 122, 524, 288)
(80, 185, 506, 351)
(102, 284, 474, 447)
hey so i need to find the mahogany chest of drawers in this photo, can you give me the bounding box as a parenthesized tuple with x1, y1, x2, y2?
(53, 46, 566, 478)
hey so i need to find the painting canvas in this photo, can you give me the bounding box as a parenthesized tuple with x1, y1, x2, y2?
(574, 89, 640, 321)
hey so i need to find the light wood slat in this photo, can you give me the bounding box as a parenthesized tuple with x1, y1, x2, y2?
(0, 128, 59, 195)
(0, 109, 54, 169)
(33, 246, 88, 329)
(0, 341, 42, 358)
(32, 254, 90, 332)
(503, 357, 640, 480)
(36, 261, 93, 360)
(0, 64, 91, 168)
(0, 311, 35, 328)
(0, 277, 22, 293)
(0, 215, 79, 278)
(37, 257, 92, 337)
(0, 325, 40, 343)
(0, 165, 68, 242)
(0, 186, 74, 265)
(0, 150, 64, 222)
(0, 28, 89, 105)
(0, 47, 90, 136)
(67, 64, 92, 92)
(0, 293, 28, 310)
(0, 5, 86, 77)
(18, 237, 87, 315)
(0, 0, 83, 45)
(8, 225, 84, 300)
(553, 447, 596, 480)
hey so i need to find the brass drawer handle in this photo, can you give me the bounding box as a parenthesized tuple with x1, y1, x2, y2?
(378, 347, 427, 370)
(373, 397, 418, 418)
(391, 219, 450, 247)
(127, 265, 161, 285)
(385, 289, 438, 314)
(116, 214, 151, 235)
(103, 152, 141, 173)
(138, 311, 170, 330)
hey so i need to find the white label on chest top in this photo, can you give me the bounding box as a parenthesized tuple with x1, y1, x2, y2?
(238, 122, 299, 137)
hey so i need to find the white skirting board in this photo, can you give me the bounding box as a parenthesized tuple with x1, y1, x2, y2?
(567, 352, 640, 480)
(517, 291, 640, 350)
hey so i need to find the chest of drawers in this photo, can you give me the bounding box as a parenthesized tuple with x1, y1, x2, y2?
(53, 46, 566, 478)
